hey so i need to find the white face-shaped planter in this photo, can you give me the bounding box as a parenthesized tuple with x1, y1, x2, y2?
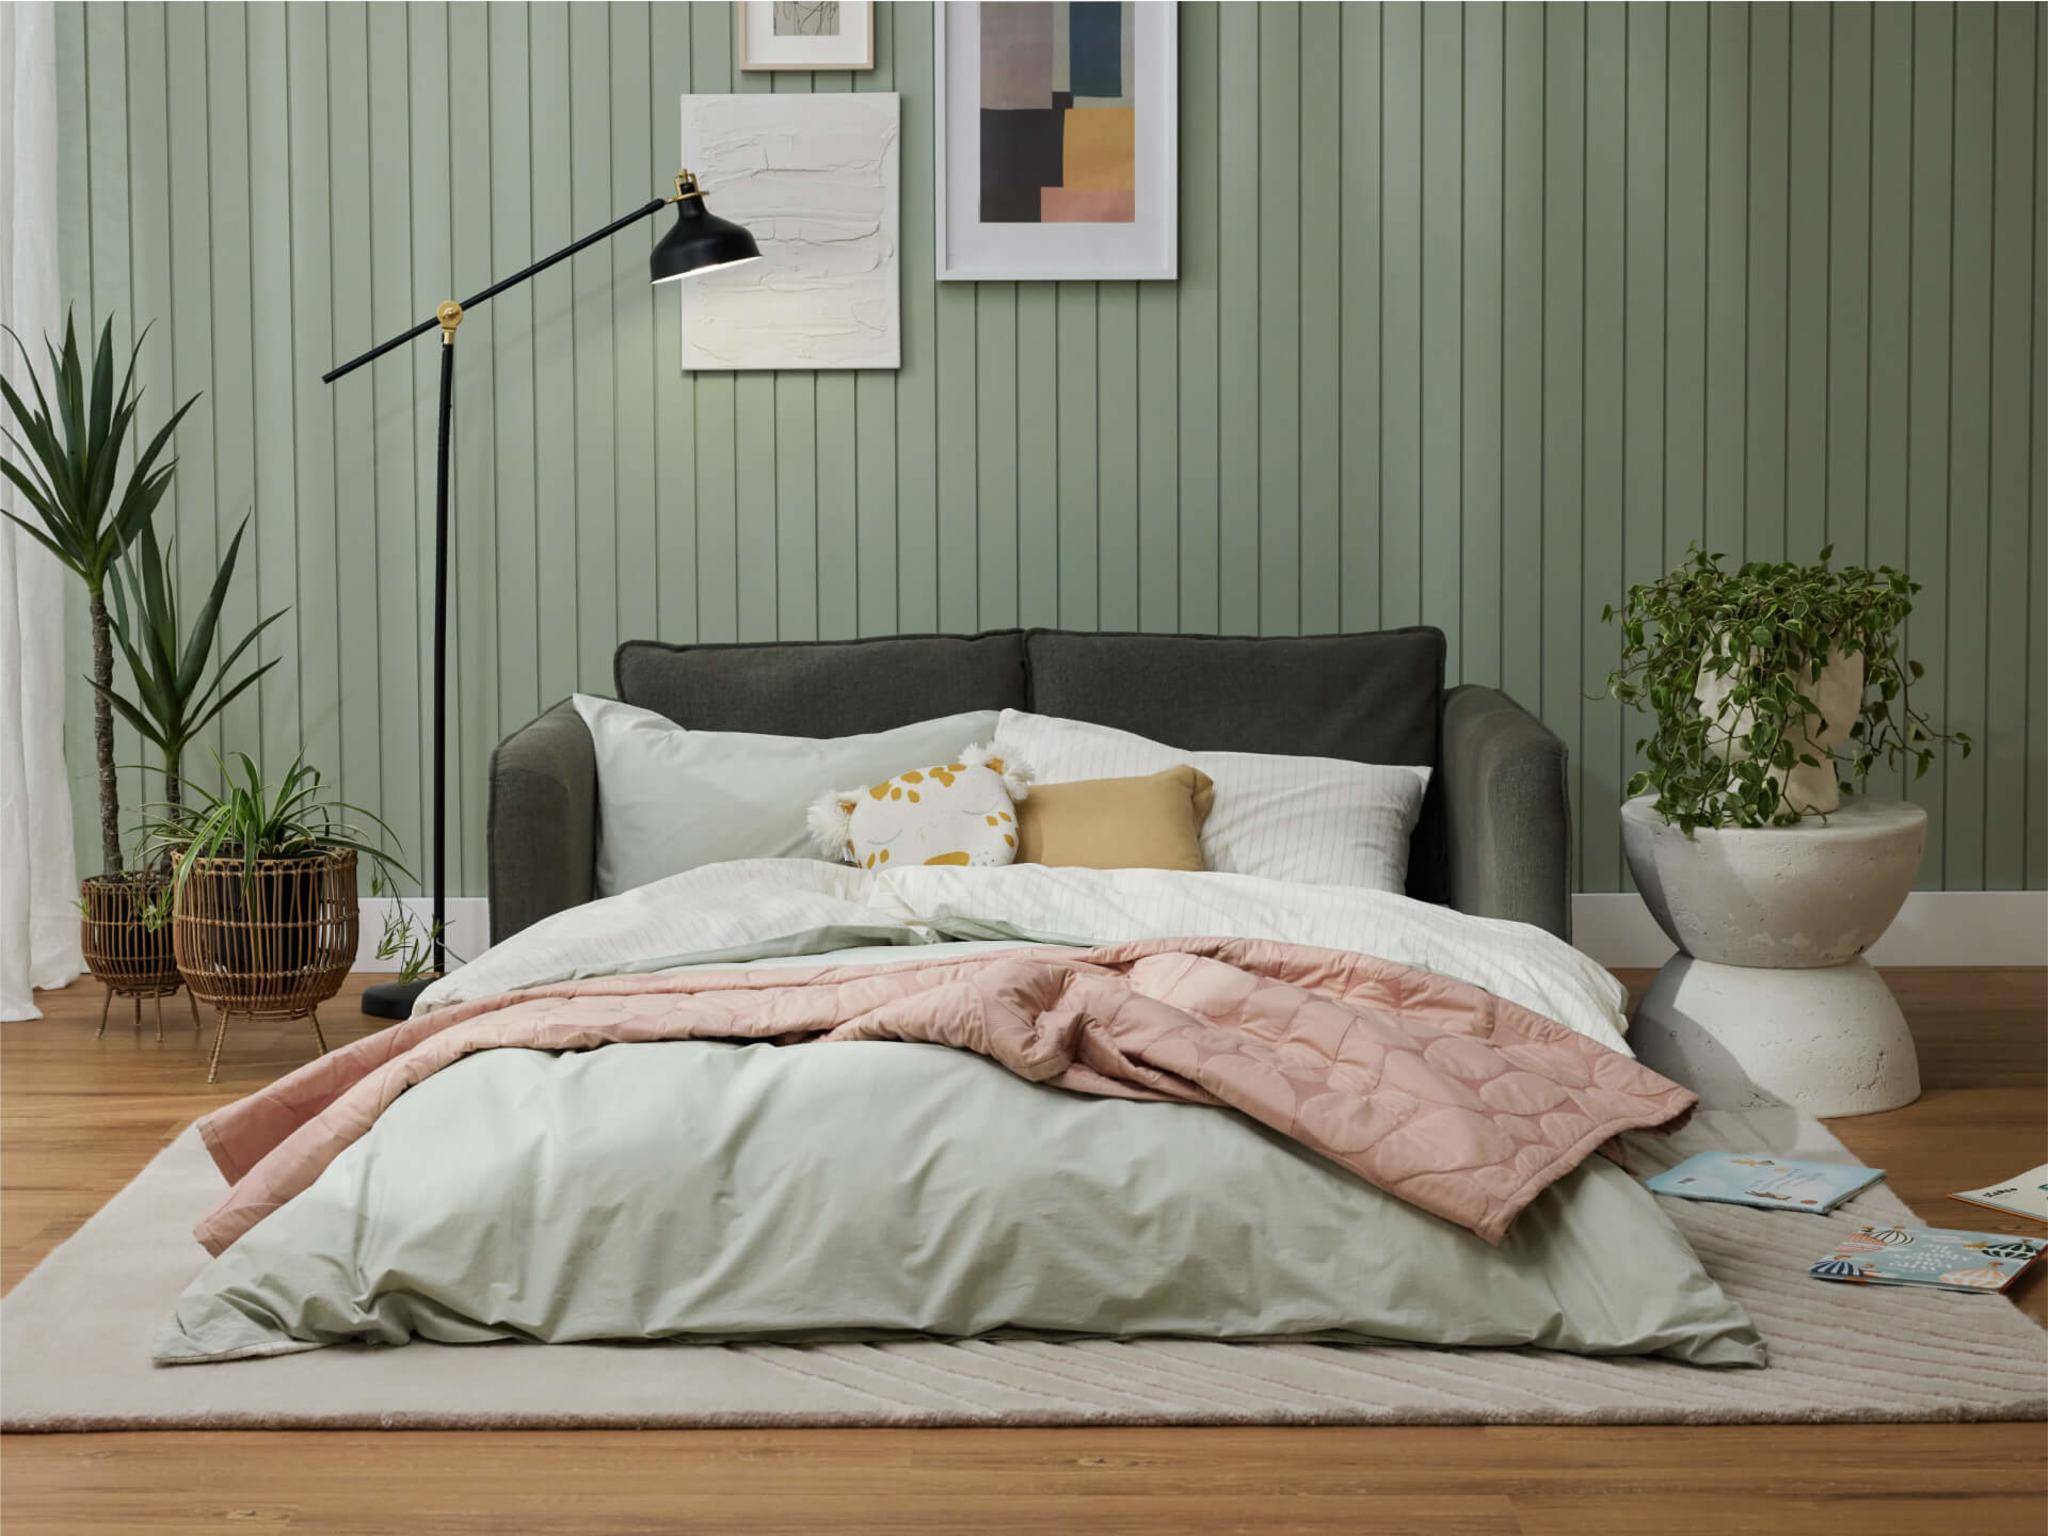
(1692, 646, 1864, 815)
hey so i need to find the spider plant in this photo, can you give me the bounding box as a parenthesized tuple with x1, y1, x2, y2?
(1, 314, 197, 877)
(136, 752, 443, 983)
(98, 514, 286, 812)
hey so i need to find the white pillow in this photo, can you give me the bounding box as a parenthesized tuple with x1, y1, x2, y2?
(573, 695, 998, 896)
(993, 709, 1430, 892)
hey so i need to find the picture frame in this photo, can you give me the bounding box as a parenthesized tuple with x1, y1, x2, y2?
(735, 1, 875, 73)
(678, 93, 902, 371)
(935, 1, 1178, 282)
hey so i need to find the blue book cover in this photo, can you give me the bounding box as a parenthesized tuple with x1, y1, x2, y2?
(1644, 1152, 1884, 1215)
(1810, 1226, 2048, 1294)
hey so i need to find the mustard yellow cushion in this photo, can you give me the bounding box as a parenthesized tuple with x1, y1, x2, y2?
(1014, 766, 1215, 872)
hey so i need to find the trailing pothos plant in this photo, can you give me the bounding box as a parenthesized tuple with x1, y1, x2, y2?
(134, 752, 450, 984)
(1603, 544, 1970, 834)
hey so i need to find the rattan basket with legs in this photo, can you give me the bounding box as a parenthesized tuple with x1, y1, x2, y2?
(79, 874, 199, 1041)
(173, 849, 358, 1082)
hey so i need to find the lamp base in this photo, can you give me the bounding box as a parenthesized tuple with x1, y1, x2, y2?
(360, 976, 437, 1022)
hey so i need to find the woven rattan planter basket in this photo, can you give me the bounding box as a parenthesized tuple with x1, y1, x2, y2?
(79, 874, 197, 1040)
(173, 848, 358, 1081)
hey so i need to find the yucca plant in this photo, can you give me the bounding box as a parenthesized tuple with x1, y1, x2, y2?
(1, 314, 197, 876)
(99, 514, 286, 812)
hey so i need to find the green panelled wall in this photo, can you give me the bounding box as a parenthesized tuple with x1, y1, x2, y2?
(50, 1, 2048, 898)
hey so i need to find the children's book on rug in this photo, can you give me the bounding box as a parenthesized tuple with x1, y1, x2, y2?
(1645, 1152, 1884, 1215)
(1950, 1164, 2048, 1225)
(1808, 1225, 2047, 1294)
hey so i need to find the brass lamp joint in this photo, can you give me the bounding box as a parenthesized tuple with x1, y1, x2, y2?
(668, 170, 705, 204)
(436, 300, 464, 344)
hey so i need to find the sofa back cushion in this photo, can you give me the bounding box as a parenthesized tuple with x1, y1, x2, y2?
(615, 632, 1029, 735)
(1022, 628, 1448, 901)
(608, 625, 1448, 901)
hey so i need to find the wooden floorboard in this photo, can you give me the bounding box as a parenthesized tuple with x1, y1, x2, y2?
(3, 968, 2043, 1533)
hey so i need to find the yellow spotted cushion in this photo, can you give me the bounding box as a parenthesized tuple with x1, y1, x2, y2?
(808, 743, 1033, 871)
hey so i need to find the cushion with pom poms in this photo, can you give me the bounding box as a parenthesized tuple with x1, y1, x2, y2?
(808, 743, 1033, 870)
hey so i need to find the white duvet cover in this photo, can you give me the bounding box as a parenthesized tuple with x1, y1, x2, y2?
(422, 861, 1630, 1053)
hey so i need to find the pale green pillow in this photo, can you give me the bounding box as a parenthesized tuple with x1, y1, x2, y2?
(572, 695, 997, 895)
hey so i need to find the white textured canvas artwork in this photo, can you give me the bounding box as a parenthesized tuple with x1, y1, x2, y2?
(679, 93, 900, 371)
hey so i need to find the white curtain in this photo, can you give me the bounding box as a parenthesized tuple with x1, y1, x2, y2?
(0, 0, 82, 1020)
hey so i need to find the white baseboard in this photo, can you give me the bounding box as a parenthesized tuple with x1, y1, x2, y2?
(364, 892, 2044, 974)
(355, 898, 492, 973)
(1572, 891, 2048, 969)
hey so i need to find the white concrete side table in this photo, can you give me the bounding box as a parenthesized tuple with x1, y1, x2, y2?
(1620, 795, 1927, 1118)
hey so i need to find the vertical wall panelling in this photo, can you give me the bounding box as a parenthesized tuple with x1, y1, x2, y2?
(1663, 3, 1709, 566)
(609, 4, 659, 661)
(1825, 4, 1872, 571)
(1540, 3, 1586, 883)
(1099, 280, 1141, 631)
(365, 0, 423, 886)
(1214, 2, 1259, 636)
(1255, 0, 1300, 636)
(1987, 6, 2040, 890)
(1703, 2, 1748, 562)
(1582, 1, 1627, 894)
(448, 0, 498, 893)
(1942, 4, 1993, 889)
(1419, 2, 1462, 672)
(1906, 4, 1955, 887)
(1783, 2, 1830, 565)
(1378, 2, 1422, 632)
(1498, 2, 1544, 712)
(1459, 3, 1504, 691)
(1178, 0, 1221, 634)
(1743, 3, 1789, 566)
(1336, 2, 1379, 638)
(50, 1, 2046, 898)
(892, 2, 938, 633)
(1296, 4, 1342, 639)
(1620, 0, 1670, 891)
(247, 2, 304, 817)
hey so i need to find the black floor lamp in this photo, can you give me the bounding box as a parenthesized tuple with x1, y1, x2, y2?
(324, 171, 759, 1020)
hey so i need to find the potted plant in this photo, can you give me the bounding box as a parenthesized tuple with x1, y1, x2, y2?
(1605, 543, 1966, 834)
(138, 752, 426, 1081)
(2, 315, 197, 1016)
(1603, 544, 1970, 1116)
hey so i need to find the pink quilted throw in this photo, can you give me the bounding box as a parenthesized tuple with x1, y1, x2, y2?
(195, 937, 1693, 1255)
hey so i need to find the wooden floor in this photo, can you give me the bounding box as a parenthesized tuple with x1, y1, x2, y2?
(3, 969, 2043, 1534)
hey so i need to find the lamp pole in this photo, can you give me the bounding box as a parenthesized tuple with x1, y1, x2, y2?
(323, 172, 759, 1021)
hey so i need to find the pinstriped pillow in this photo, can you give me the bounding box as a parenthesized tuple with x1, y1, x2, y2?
(994, 710, 1430, 893)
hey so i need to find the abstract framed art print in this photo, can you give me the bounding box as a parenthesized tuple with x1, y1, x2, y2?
(936, 2, 1178, 281)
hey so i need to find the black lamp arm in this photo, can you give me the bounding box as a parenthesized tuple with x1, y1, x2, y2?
(321, 193, 668, 384)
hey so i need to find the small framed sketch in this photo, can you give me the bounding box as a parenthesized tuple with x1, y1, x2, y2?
(936, 1, 1177, 281)
(736, 1, 874, 72)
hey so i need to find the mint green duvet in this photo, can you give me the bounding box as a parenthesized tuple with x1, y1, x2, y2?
(157, 1035, 1763, 1366)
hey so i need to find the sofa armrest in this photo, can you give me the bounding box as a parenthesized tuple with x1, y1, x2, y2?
(488, 698, 597, 946)
(1440, 685, 1572, 941)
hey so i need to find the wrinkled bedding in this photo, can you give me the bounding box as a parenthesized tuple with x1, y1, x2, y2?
(157, 863, 1762, 1367)
(196, 938, 1694, 1255)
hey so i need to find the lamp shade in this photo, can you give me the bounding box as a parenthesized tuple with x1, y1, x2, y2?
(650, 193, 761, 285)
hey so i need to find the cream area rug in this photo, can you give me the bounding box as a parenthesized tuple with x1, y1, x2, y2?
(2, 1110, 2042, 1431)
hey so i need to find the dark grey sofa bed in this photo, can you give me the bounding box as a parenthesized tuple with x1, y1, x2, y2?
(487, 627, 1572, 946)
